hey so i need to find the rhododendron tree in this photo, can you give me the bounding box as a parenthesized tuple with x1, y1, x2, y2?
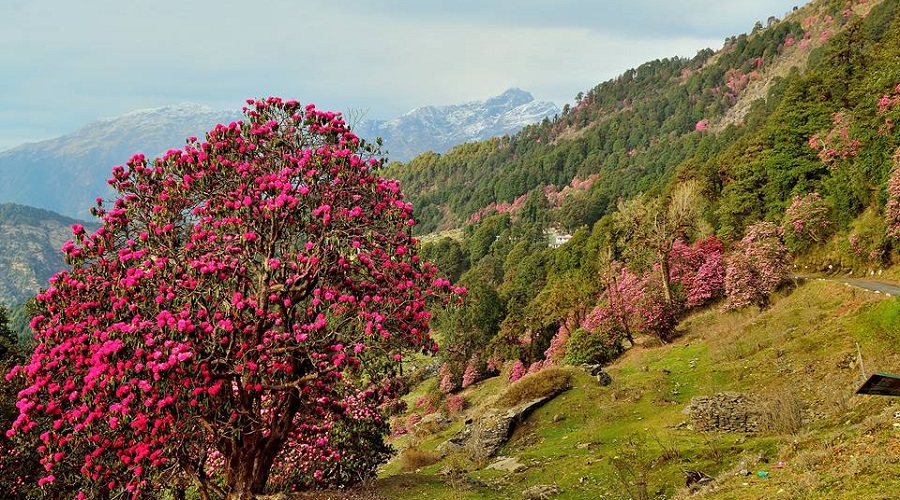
(5, 98, 460, 499)
(782, 192, 832, 250)
(885, 153, 900, 240)
(724, 222, 790, 310)
(508, 360, 526, 382)
(669, 236, 726, 308)
(616, 181, 702, 306)
(460, 355, 480, 388)
(438, 362, 457, 394)
(583, 264, 677, 343)
(808, 111, 861, 167)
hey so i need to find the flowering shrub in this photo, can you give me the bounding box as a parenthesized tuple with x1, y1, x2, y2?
(808, 111, 861, 167)
(445, 395, 465, 415)
(886, 159, 900, 240)
(782, 192, 832, 250)
(583, 266, 677, 342)
(508, 360, 526, 382)
(460, 356, 480, 388)
(669, 236, 726, 308)
(724, 222, 790, 310)
(438, 362, 458, 393)
(5, 98, 460, 498)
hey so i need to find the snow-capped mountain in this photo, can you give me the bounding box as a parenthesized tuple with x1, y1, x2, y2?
(354, 88, 559, 162)
(0, 90, 557, 219)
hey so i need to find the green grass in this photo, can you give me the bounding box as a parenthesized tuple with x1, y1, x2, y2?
(374, 280, 900, 499)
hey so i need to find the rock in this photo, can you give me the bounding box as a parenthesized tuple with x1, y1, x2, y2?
(487, 456, 528, 473)
(580, 364, 612, 385)
(464, 397, 551, 461)
(684, 470, 713, 487)
(575, 442, 590, 450)
(522, 484, 561, 499)
(441, 391, 567, 463)
(435, 439, 464, 457)
(419, 412, 451, 430)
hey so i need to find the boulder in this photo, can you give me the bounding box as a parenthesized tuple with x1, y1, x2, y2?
(486, 456, 528, 473)
(580, 364, 612, 386)
(439, 394, 562, 462)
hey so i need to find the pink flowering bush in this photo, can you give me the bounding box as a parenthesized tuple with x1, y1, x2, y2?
(782, 192, 832, 250)
(460, 356, 481, 388)
(886, 161, 900, 240)
(808, 111, 861, 167)
(438, 362, 457, 393)
(5, 98, 460, 498)
(669, 236, 726, 308)
(583, 266, 677, 342)
(724, 222, 790, 310)
(508, 360, 526, 382)
(445, 395, 465, 415)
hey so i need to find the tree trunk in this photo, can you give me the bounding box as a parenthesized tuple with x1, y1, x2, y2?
(659, 253, 673, 306)
(223, 390, 302, 499)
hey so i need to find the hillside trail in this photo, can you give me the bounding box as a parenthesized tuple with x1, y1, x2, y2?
(792, 274, 900, 296)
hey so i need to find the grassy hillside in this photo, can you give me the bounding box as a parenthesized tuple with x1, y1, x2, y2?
(373, 279, 900, 499)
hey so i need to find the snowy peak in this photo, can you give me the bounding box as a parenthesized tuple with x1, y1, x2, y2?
(355, 88, 559, 162)
(0, 90, 556, 218)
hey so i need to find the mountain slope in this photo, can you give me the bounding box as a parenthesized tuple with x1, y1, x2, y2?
(375, 280, 900, 499)
(355, 88, 559, 162)
(388, 0, 894, 236)
(0, 203, 86, 306)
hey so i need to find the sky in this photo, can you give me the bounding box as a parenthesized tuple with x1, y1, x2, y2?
(0, 0, 804, 151)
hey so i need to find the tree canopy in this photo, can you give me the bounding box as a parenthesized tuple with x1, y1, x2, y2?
(6, 98, 461, 499)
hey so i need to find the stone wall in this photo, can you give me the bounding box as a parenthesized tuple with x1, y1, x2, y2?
(688, 392, 761, 433)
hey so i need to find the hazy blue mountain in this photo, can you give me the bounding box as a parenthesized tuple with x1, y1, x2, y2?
(0, 103, 242, 219)
(0, 90, 557, 218)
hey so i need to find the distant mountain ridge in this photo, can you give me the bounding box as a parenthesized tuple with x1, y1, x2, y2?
(0, 203, 87, 306)
(0, 90, 557, 218)
(354, 88, 559, 161)
(0, 103, 242, 219)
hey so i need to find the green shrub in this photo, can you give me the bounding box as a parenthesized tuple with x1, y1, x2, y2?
(564, 327, 625, 366)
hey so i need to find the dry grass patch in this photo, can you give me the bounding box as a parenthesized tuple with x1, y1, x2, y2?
(397, 448, 442, 472)
(759, 390, 805, 435)
(494, 367, 573, 408)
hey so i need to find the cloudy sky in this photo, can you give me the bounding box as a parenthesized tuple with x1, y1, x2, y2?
(1, 0, 802, 151)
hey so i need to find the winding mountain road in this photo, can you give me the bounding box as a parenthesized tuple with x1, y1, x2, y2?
(793, 274, 900, 297)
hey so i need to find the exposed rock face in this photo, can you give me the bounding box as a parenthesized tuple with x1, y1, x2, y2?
(438, 395, 562, 461)
(688, 392, 761, 433)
